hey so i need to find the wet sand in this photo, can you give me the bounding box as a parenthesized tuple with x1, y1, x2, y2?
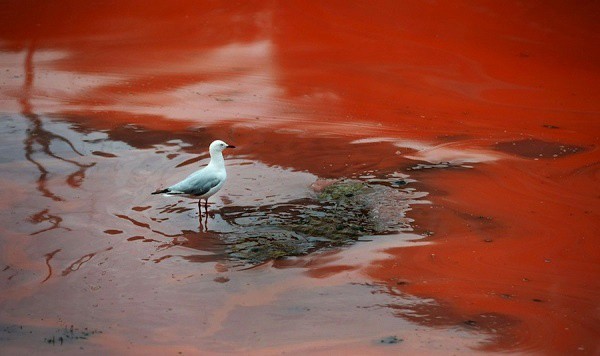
(1, 1, 599, 354)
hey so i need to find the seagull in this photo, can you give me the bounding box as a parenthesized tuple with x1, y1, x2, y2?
(152, 140, 235, 214)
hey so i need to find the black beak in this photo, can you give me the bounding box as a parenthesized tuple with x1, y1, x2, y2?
(227, 145, 236, 149)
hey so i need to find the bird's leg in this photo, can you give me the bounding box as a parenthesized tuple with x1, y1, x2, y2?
(204, 199, 208, 215)
(198, 199, 202, 215)
(203, 209, 209, 230)
(198, 211, 204, 230)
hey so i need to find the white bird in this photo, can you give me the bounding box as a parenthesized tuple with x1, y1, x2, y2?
(152, 139, 235, 214)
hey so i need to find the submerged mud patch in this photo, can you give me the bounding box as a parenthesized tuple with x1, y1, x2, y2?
(43, 325, 103, 345)
(494, 139, 586, 159)
(0, 323, 102, 346)
(379, 290, 522, 351)
(212, 179, 425, 264)
(407, 162, 472, 171)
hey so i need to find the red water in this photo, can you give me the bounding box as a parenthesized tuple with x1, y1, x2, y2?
(1, 1, 599, 354)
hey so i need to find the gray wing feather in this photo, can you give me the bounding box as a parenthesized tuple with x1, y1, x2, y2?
(168, 171, 222, 196)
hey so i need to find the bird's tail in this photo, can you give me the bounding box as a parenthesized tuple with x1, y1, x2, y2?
(151, 188, 169, 195)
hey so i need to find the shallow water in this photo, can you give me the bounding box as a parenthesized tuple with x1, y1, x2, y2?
(1, 1, 599, 354)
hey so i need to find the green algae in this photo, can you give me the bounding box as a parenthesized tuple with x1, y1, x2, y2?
(318, 181, 370, 200)
(217, 179, 417, 264)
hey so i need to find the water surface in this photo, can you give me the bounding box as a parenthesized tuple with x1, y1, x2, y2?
(1, 1, 599, 354)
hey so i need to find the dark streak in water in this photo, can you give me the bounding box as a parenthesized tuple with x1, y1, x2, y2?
(61, 247, 113, 276)
(103, 229, 123, 235)
(114, 214, 151, 229)
(114, 213, 181, 238)
(29, 209, 71, 236)
(152, 255, 172, 263)
(127, 236, 145, 241)
(42, 249, 61, 283)
(91, 150, 118, 158)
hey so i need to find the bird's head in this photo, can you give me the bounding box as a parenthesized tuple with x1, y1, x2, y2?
(209, 140, 236, 153)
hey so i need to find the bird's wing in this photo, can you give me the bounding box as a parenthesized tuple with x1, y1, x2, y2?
(168, 170, 222, 196)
